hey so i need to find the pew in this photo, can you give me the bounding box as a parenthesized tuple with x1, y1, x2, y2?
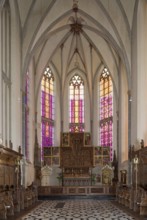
(0, 202, 6, 220)
(3, 192, 14, 217)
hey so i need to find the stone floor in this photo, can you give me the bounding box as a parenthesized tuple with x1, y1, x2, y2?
(7, 199, 143, 220)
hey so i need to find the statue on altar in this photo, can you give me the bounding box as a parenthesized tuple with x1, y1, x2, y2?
(41, 165, 52, 186)
(120, 170, 127, 185)
(112, 150, 118, 183)
(140, 139, 144, 149)
(102, 164, 113, 185)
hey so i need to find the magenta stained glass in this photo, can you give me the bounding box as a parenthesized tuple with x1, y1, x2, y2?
(41, 67, 54, 148)
(99, 68, 113, 160)
(69, 74, 84, 132)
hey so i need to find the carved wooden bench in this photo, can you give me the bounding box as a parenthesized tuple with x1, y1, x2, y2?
(0, 202, 7, 220)
(133, 188, 145, 212)
(128, 188, 134, 209)
(124, 189, 130, 207)
(118, 188, 124, 204)
(24, 190, 33, 208)
(3, 193, 14, 217)
(140, 194, 147, 215)
(12, 189, 20, 212)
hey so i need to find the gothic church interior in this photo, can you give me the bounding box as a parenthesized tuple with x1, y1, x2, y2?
(0, 0, 147, 219)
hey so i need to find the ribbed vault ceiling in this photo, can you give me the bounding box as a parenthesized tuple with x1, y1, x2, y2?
(10, 0, 137, 96)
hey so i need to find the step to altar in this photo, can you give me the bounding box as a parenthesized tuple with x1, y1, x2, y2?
(38, 185, 116, 197)
(38, 194, 116, 200)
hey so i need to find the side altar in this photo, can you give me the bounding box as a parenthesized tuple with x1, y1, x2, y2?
(60, 132, 93, 186)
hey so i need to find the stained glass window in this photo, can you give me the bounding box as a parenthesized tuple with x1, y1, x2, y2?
(41, 67, 54, 148)
(69, 74, 84, 132)
(25, 71, 29, 159)
(99, 67, 113, 160)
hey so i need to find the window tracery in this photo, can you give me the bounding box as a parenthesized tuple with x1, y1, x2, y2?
(41, 67, 55, 148)
(69, 74, 84, 132)
(99, 67, 113, 160)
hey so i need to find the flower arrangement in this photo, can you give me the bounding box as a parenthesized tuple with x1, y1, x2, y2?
(57, 173, 63, 185)
(91, 174, 96, 185)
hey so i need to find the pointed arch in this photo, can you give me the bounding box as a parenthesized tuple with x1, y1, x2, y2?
(69, 74, 84, 132)
(41, 66, 55, 148)
(99, 67, 113, 160)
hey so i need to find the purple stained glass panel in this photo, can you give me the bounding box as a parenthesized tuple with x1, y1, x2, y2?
(42, 121, 54, 147)
(41, 67, 55, 149)
(99, 68, 113, 161)
(69, 74, 84, 132)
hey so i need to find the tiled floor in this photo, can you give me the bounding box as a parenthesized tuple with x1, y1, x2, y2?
(16, 200, 141, 220)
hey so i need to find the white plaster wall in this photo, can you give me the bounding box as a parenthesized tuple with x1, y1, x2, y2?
(34, 28, 69, 97)
(119, 62, 128, 165)
(131, 1, 138, 146)
(136, 0, 147, 146)
(113, 80, 118, 156)
(0, 7, 11, 147)
(25, 162, 35, 187)
(28, 60, 35, 163)
(37, 85, 41, 148)
(50, 64, 61, 146)
(23, 59, 36, 186)
(93, 67, 101, 146)
(10, 4, 22, 151)
(0, 11, 2, 141)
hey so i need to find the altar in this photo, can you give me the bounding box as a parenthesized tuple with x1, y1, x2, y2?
(60, 133, 93, 186)
(63, 177, 91, 186)
(42, 132, 114, 188)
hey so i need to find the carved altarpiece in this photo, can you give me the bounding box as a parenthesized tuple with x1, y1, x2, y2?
(60, 133, 93, 186)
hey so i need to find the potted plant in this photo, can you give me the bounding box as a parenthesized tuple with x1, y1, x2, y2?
(57, 173, 63, 186)
(91, 174, 96, 185)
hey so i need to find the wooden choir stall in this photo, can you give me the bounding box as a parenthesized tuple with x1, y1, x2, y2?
(0, 144, 38, 219)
